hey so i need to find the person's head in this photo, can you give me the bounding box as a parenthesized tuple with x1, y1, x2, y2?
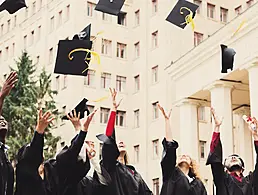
(0, 116, 8, 142)
(38, 163, 44, 175)
(117, 141, 129, 165)
(224, 154, 244, 174)
(86, 141, 95, 149)
(177, 154, 201, 179)
(85, 141, 96, 159)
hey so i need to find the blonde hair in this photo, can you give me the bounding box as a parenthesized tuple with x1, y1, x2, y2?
(177, 156, 202, 180)
(123, 151, 129, 165)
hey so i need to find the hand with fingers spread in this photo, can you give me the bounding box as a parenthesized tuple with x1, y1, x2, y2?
(36, 109, 55, 134)
(248, 117, 258, 140)
(158, 104, 172, 120)
(211, 107, 223, 127)
(83, 109, 98, 132)
(67, 110, 82, 131)
(109, 88, 122, 111)
(0, 71, 18, 99)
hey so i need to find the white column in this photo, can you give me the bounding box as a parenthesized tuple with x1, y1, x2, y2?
(207, 81, 234, 159)
(233, 107, 253, 173)
(177, 99, 199, 160)
(247, 63, 258, 117)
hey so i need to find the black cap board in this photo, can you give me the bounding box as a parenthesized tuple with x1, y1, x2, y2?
(62, 98, 90, 120)
(73, 24, 91, 41)
(221, 44, 236, 73)
(166, 0, 199, 29)
(95, 0, 125, 16)
(54, 40, 92, 76)
(0, 0, 27, 14)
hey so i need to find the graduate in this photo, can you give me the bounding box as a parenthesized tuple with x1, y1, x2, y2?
(77, 141, 111, 195)
(206, 107, 258, 195)
(15, 109, 97, 195)
(96, 88, 153, 195)
(0, 71, 18, 195)
(158, 104, 207, 195)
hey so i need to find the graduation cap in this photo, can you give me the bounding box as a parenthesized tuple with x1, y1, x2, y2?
(62, 98, 90, 120)
(221, 44, 236, 73)
(54, 40, 92, 76)
(95, 0, 125, 16)
(96, 128, 116, 145)
(166, 0, 199, 29)
(0, 0, 27, 14)
(73, 24, 91, 41)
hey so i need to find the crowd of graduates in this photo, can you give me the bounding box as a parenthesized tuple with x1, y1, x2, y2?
(0, 71, 257, 195)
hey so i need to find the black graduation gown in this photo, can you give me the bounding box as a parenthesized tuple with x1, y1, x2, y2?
(0, 143, 14, 195)
(15, 130, 90, 195)
(160, 138, 207, 195)
(100, 134, 153, 195)
(206, 137, 258, 195)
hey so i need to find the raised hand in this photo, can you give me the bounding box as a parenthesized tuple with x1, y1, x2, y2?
(247, 117, 258, 140)
(211, 107, 223, 127)
(66, 110, 81, 131)
(0, 71, 18, 98)
(83, 109, 98, 132)
(158, 104, 172, 120)
(109, 88, 122, 111)
(36, 109, 55, 134)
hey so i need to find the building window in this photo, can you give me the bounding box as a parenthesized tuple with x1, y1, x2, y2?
(62, 105, 66, 115)
(100, 107, 110, 124)
(134, 75, 140, 92)
(84, 69, 95, 86)
(101, 39, 112, 56)
(58, 11, 63, 26)
(7, 20, 10, 32)
(152, 66, 158, 83)
(24, 35, 27, 49)
(5, 47, 9, 60)
(134, 145, 140, 163)
(235, 6, 242, 15)
(153, 178, 159, 195)
(39, 0, 42, 8)
(14, 15, 17, 27)
(1, 24, 4, 35)
(49, 48, 53, 64)
(118, 12, 127, 26)
(66, 5, 70, 21)
(116, 111, 126, 127)
(194, 32, 203, 46)
(37, 25, 41, 41)
(99, 143, 103, 160)
(50, 16, 54, 32)
(0, 51, 1, 62)
(30, 31, 34, 46)
(62, 75, 67, 89)
(134, 109, 140, 128)
(152, 102, 159, 119)
(87, 2, 96, 17)
(101, 72, 111, 89)
(152, 0, 158, 14)
(220, 7, 228, 23)
(207, 3, 215, 19)
(36, 56, 40, 64)
(55, 76, 60, 91)
(247, 0, 254, 7)
(102, 13, 111, 21)
(199, 140, 206, 159)
(116, 76, 126, 92)
(134, 42, 140, 58)
(117, 43, 127, 59)
(32, 1, 36, 14)
(198, 106, 205, 121)
(25, 7, 28, 18)
(152, 31, 158, 48)
(193, 0, 201, 14)
(152, 139, 159, 159)
(12, 43, 15, 57)
(135, 10, 140, 26)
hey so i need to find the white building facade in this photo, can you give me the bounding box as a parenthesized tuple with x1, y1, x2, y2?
(0, 0, 257, 194)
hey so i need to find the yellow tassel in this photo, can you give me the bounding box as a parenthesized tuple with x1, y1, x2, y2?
(180, 7, 195, 30)
(90, 96, 109, 102)
(232, 20, 246, 37)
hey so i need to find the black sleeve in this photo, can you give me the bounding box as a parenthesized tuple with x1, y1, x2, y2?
(247, 142, 258, 194)
(206, 138, 227, 193)
(138, 178, 153, 195)
(160, 138, 178, 182)
(101, 137, 120, 171)
(18, 131, 44, 168)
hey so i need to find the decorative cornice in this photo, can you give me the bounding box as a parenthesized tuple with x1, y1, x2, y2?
(174, 98, 202, 107)
(203, 80, 235, 91)
(233, 106, 250, 116)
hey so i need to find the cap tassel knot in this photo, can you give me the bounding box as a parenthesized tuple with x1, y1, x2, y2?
(180, 7, 195, 30)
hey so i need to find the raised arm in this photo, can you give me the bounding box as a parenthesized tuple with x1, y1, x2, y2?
(0, 71, 17, 115)
(206, 107, 226, 191)
(158, 104, 178, 182)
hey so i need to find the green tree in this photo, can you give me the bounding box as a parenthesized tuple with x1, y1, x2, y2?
(2, 51, 60, 161)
